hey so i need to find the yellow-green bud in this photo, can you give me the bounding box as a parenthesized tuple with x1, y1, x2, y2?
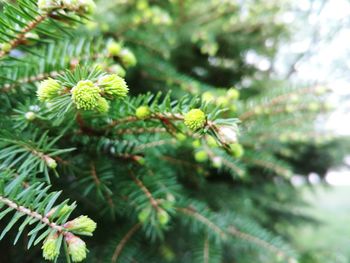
(315, 85, 328, 95)
(42, 234, 60, 261)
(138, 207, 151, 223)
(66, 234, 87, 262)
(99, 74, 129, 99)
(96, 97, 110, 113)
(110, 64, 126, 77)
(47, 204, 72, 218)
(202, 91, 215, 103)
(107, 41, 122, 56)
(216, 96, 229, 106)
(37, 78, 61, 102)
(230, 143, 244, 158)
(45, 156, 57, 169)
(25, 111, 36, 121)
(176, 133, 187, 142)
(71, 80, 101, 110)
(206, 136, 218, 147)
(64, 215, 97, 236)
(192, 139, 201, 148)
(135, 106, 151, 119)
(1, 43, 11, 53)
(308, 102, 319, 112)
(120, 48, 137, 67)
(212, 156, 222, 168)
(194, 150, 208, 162)
(157, 209, 170, 226)
(184, 109, 206, 131)
(227, 88, 240, 100)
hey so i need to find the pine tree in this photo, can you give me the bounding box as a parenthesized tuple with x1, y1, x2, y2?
(0, 0, 341, 262)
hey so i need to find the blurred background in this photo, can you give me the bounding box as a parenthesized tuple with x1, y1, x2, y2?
(90, 0, 350, 261)
(276, 0, 350, 261)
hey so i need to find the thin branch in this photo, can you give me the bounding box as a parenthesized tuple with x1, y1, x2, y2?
(0, 14, 49, 58)
(111, 223, 141, 263)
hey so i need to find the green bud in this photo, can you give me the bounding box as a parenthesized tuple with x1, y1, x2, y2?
(66, 233, 87, 262)
(212, 156, 222, 168)
(45, 156, 57, 169)
(96, 97, 110, 113)
(25, 111, 36, 121)
(37, 78, 61, 102)
(176, 133, 187, 142)
(64, 215, 97, 236)
(138, 207, 151, 223)
(227, 88, 240, 100)
(202, 91, 215, 103)
(230, 143, 244, 158)
(216, 96, 229, 106)
(120, 48, 137, 67)
(194, 150, 208, 162)
(192, 139, 201, 148)
(71, 80, 101, 110)
(99, 74, 129, 99)
(135, 106, 151, 119)
(184, 109, 206, 131)
(42, 234, 60, 261)
(107, 41, 122, 56)
(206, 136, 218, 147)
(109, 64, 126, 77)
(308, 102, 319, 112)
(157, 209, 170, 226)
(1, 43, 11, 53)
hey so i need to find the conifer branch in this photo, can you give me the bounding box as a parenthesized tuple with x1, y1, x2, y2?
(0, 14, 48, 58)
(111, 223, 141, 263)
(0, 195, 64, 233)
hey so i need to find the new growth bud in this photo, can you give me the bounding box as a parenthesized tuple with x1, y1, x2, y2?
(184, 109, 206, 131)
(42, 234, 60, 261)
(71, 80, 101, 110)
(37, 78, 61, 102)
(135, 106, 151, 119)
(65, 233, 88, 262)
(64, 215, 97, 236)
(99, 74, 129, 99)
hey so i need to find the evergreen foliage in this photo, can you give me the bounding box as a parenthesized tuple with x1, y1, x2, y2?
(0, 0, 344, 262)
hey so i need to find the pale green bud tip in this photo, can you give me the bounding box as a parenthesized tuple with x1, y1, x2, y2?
(184, 109, 206, 131)
(110, 64, 126, 77)
(1, 43, 12, 52)
(157, 210, 170, 225)
(227, 88, 240, 100)
(107, 42, 122, 56)
(65, 215, 97, 235)
(99, 74, 128, 99)
(230, 143, 244, 158)
(45, 156, 57, 169)
(37, 78, 61, 102)
(194, 150, 208, 162)
(176, 133, 187, 142)
(135, 106, 151, 119)
(71, 80, 101, 110)
(42, 234, 60, 261)
(138, 207, 151, 223)
(202, 91, 215, 103)
(25, 111, 36, 121)
(96, 97, 110, 113)
(216, 96, 229, 106)
(120, 48, 137, 67)
(66, 234, 87, 262)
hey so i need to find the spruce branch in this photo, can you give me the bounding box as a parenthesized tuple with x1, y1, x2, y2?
(111, 223, 141, 263)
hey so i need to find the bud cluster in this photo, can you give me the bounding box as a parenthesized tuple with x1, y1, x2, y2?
(107, 41, 137, 68)
(37, 73, 129, 113)
(38, 0, 96, 14)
